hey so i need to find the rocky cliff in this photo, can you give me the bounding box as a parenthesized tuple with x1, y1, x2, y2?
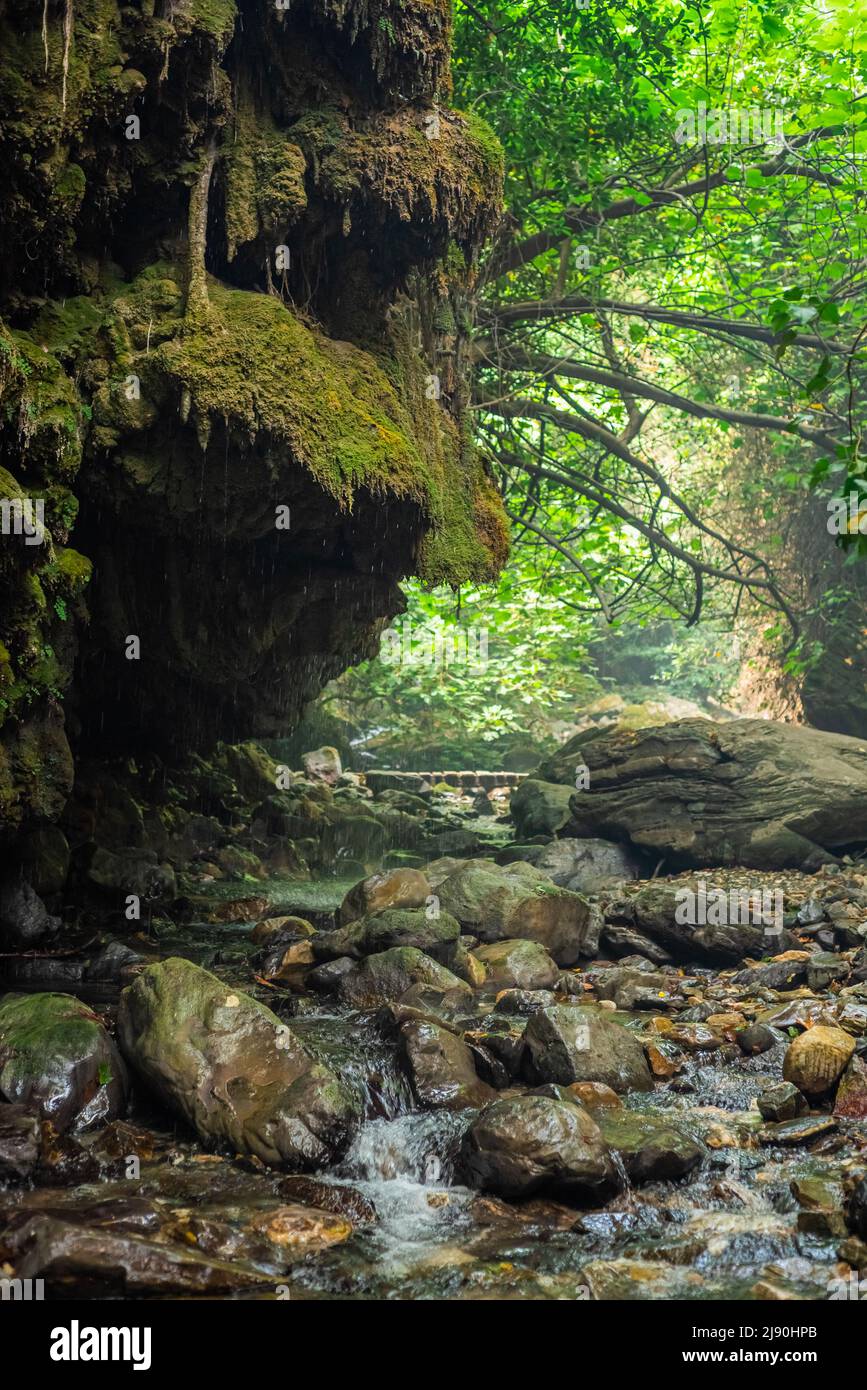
(0, 0, 507, 849)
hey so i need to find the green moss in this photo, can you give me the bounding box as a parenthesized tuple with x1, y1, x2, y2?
(290, 102, 503, 248)
(224, 97, 307, 259)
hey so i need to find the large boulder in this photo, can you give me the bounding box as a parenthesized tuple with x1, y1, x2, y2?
(606, 883, 794, 965)
(0, 993, 127, 1133)
(338, 868, 431, 924)
(334, 947, 471, 1008)
(312, 908, 460, 964)
(436, 859, 598, 966)
(117, 958, 354, 1168)
(510, 779, 575, 838)
(398, 1018, 496, 1111)
(536, 717, 867, 868)
(534, 837, 641, 892)
(522, 1005, 653, 1093)
(473, 939, 559, 991)
(0, 875, 60, 946)
(459, 1095, 617, 1200)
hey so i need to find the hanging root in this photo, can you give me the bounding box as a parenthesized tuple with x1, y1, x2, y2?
(61, 0, 73, 111)
(186, 143, 217, 317)
(42, 0, 50, 73)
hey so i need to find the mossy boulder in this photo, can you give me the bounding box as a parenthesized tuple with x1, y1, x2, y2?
(473, 939, 559, 992)
(436, 859, 598, 967)
(335, 946, 471, 1008)
(521, 1005, 654, 1095)
(459, 1095, 618, 1201)
(313, 907, 461, 964)
(117, 958, 355, 1168)
(0, 993, 127, 1133)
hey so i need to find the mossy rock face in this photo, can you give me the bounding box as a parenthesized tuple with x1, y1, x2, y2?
(0, 992, 128, 1134)
(0, 0, 507, 835)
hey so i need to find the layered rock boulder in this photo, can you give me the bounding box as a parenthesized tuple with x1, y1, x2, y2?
(117, 958, 354, 1168)
(535, 718, 867, 868)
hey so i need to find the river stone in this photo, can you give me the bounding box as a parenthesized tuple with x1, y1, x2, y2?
(87, 846, 176, 904)
(0, 875, 61, 946)
(436, 859, 597, 967)
(807, 951, 850, 991)
(473, 939, 559, 991)
(398, 1018, 496, 1111)
(758, 1081, 806, 1123)
(594, 1110, 704, 1182)
(312, 907, 460, 964)
(607, 883, 795, 965)
(522, 1005, 653, 1093)
(338, 868, 431, 924)
(335, 947, 471, 1009)
(536, 717, 867, 869)
(834, 1054, 867, 1119)
(0, 993, 127, 1134)
(783, 1025, 856, 1097)
(460, 1095, 617, 1200)
(534, 837, 640, 891)
(509, 779, 576, 838)
(117, 958, 354, 1168)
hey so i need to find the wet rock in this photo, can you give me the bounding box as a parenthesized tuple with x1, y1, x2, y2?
(84, 940, 147, 983)
(594, 966, 676, 1011)
(335, 947, 471, 1009)
(759, 1116, 838, 1145)
(732, 959, 808, 991)
(0, 874, 60, 945)
(522, 1005, 653, 1093)
(537, 717, 867, 868)
(251, 916, 315, 943)
(306, 956, 357, 994)
(473, 939, 559, 991)
(757, 1081, 807, 1122)
(783, 1025, 856, 1097)
(509, 779, 576, 838)
(0, 1103, 40, 1180)
(493, 988, 556, 1015)
(0, 993, 127, 1133)
(834, 1054, 867, 1119)
(736, 1023, 779, 1055)
(18, 827, 71, 896)
(807, 951, 850, 991)
(459, 1095, 617, 1200)
(245, 1203, 353, 1253)
(339, 868, 431, 924)
(313, 907, 460, 965)
(609, 884, 791, 965)
(117, 958, 354, 1168)
(87, 847, 176, 904)
(436, 859, 597, 967)
(398, 1018, 496, 1111)
(567, 1081, 622, 1110)
(450, 939, 487, 987)
(645, 1039, 683, 1078)
(533, 837, 640, 892)
(0, 1212, 270, 1294)
(844, 1177, 867, 1240)
(601, 923, 673, 964)
(302, 746, 343, 784)
(277, 1174, 376, 1225)
(595, 1110, 704, 1182)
